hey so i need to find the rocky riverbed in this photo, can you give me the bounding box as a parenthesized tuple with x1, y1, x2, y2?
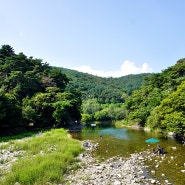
(63, 140, 170, 185)
(0, 142, 25, 181)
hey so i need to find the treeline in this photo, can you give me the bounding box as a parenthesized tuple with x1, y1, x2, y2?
(60, 67, 150, 104)
(125, 59, 185, 135)
(0, 45, 82, 131)
(81, 99, 126, 123)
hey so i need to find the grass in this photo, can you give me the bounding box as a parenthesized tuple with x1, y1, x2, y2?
(114, 120, 131, 128)
(0, 128, 82, 185)
(0, 130, 40, 142)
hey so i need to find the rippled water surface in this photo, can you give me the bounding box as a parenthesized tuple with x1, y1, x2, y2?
(70, 125, 185, 185)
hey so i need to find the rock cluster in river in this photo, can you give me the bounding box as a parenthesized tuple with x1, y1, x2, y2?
(63, 141, 163, 185)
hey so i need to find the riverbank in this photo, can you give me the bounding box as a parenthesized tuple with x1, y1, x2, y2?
(0, 129, 82, 185)
(63, 140, 167, 185)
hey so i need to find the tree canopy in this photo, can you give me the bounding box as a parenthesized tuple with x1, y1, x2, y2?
(60, 67, 150, 104)
(125, 58, 185, 134)
(0, 45, 82, 131)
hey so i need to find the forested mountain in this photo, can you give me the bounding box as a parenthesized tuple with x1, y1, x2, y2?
(0, 44, 150, 132)
(1, 44, 184, 136)
(125, 59, 185, 135)
(59, 68, 151, 104)
(0, 45, 82, 131)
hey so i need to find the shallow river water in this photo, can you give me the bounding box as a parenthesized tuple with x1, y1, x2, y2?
(70, 125, 185, 185)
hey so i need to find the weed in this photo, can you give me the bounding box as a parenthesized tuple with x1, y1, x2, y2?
(0, 159, 4, 164)
(84, 174, 90, 180)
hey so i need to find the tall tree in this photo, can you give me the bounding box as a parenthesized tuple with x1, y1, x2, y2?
(147, 81, 185, 134)
(0, 45, 15, 59)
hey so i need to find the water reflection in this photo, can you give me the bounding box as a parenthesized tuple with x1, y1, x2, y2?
(100, 128, 129, 140)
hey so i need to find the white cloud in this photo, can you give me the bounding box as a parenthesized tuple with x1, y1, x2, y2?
(73, 60, 153, 78)
(120, 60, 153, 76)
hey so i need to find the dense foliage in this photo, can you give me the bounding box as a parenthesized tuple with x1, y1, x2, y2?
(81, 99, 126, 123)
(58, 67, 150, 123)
(125, 59, 185, 134)
(0, 45, 82, 131)
(60, 68, 151, 104)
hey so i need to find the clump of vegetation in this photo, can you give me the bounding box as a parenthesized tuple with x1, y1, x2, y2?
(1, 129, 82, 185)
(81, 99, 126, 123)
(0, 44, 82, 131)
(114, 120, 131, 128)
(125, 59, 185, 135)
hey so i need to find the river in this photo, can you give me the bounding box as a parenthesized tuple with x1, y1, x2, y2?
(70, 125, 185, 185)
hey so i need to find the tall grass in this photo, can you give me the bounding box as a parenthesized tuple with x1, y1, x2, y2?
(0, 130, 40, 142)
(1, 129, 82, 185)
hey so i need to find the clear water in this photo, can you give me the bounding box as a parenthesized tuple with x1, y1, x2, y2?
(70, 125, 185, 185)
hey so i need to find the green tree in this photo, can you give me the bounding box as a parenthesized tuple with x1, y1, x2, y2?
(0, 45, 82, 130)
(82, 99, 101, 115)
(0, 92, 22, 127)
(147, 81, 185, 134)
(49, 68, 70, 90)
(0, 44, 15, 59)
(125, 86, 157, 125)
(94, 109, 110, 121)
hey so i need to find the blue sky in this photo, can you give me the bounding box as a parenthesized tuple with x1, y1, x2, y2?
(1, 0, 185, 77)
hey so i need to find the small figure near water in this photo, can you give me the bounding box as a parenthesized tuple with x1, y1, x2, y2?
(152, 145, 165, 155)
(100, 134, 103, 141)
(160, 148, 165, 155)
(157, 144, 162, 155)
(83, 141, 89, 147)
(152, 148, 158, 154)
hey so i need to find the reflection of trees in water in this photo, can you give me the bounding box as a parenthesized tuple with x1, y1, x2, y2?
(69, 131, 83, 140)
(126, 128, 161, 141)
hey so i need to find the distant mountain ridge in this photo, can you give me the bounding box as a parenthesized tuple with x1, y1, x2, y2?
(58, 67, 152, 103)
